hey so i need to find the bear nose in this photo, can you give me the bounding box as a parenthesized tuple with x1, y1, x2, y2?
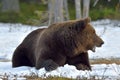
(101, 41, 104, 46)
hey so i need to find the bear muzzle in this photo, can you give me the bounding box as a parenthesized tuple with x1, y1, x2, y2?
(97, 40, 104, 47)
(92, 40, 104, 52)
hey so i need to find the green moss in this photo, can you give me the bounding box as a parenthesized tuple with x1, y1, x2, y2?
(0, 2, 47, 25)
(90, 8, 120, 20)
(68, 1, 76, 20)
(0, 1, 120, 25)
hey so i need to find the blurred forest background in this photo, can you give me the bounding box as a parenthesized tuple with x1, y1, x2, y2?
(0, 0, 120, 26)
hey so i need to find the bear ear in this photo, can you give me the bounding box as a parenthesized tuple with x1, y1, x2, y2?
(84, 17, 91, 23)
(75, 17, 91, 31)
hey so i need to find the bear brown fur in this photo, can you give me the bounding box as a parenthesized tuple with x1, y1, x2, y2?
(12, 17, 104, 71)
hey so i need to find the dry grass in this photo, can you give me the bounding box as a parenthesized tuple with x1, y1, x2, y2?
(25, 76, 73, 80)
(90, 58, 120, 64)
(0, 59, 10, 62)
(0, 73, 74, 80)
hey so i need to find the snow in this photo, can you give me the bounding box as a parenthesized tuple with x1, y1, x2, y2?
(0, 19, 120, 79)
(89, 20, 120, 59)
(0, 62, 120, 79)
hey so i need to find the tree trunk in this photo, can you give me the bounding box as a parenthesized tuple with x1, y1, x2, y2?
(75, 0, 82, 19)
(63, 0, 69, 20)
(54, 0, 64, 23)
(1, 0, 20, 12)
(48, 0, 64, 24)
(83, 0, 90, 18)
(48, 0, 54, 25)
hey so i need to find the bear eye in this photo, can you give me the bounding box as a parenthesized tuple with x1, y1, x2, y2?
(93, 30, 95, 34)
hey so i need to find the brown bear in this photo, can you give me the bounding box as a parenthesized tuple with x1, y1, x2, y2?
(12, 17, 104, 71)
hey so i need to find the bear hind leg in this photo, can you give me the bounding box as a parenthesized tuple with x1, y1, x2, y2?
(12, 49, 32, 67)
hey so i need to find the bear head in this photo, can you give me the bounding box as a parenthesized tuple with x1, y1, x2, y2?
(72, 17, 104, 55)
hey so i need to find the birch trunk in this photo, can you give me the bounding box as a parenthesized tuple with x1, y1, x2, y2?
(48, 0, 54, 25)
(83, 0, 90, 18)
(54, 0, 64, 23)
(75, 0, 81, 19)
(63, 0, 69, 20)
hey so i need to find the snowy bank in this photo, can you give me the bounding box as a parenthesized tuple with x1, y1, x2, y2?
(0, 62, 120, 80)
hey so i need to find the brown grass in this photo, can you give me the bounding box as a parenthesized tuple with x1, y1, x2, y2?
(25, 76, 74, 80)
(0, 59, 10, 62)
(90, 58, 120, 64)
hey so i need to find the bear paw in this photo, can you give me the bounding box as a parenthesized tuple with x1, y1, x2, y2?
(43, 59, 59, 71)
(75, 64, 91, 70)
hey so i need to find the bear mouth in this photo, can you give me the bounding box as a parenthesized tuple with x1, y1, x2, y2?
(91, 46, 96, 52)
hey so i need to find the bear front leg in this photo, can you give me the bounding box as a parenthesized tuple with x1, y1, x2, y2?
(36, 59, 59, 71)
(75, 52, 91, 70)
(75, 63, 90, 70)
(67, 52, 91, 70)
